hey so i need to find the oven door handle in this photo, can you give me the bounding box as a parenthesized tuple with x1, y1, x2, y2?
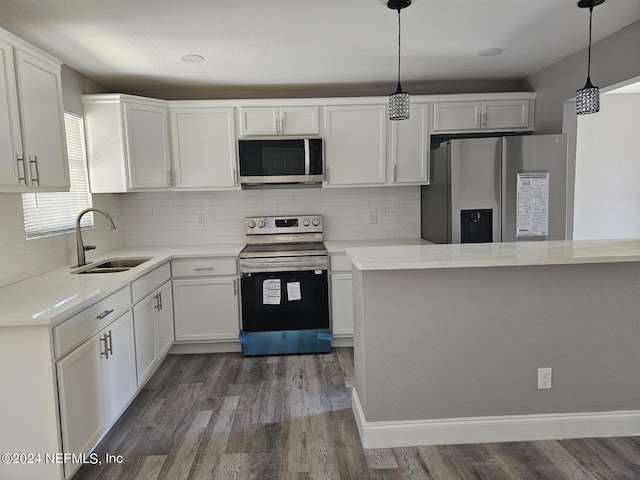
(240, 258, 328, 274)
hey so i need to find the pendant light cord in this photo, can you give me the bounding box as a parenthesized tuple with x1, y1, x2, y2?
(587, 6, 593, 78)
(397, 9, 402, 86)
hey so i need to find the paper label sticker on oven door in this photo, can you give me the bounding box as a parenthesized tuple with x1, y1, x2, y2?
(315, 270, 322, 274)
(287, 282, 301, 301)
(263, 279, 281, 305)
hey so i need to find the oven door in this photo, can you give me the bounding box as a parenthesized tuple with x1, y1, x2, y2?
(240, 267, 329, 332)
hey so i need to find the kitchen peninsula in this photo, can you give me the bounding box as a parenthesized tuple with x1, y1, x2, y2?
(347, 239, 640, 449)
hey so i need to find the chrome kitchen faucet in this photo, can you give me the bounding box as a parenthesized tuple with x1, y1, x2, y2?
(75, 208, 116, 267)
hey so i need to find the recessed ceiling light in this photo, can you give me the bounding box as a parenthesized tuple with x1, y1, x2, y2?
(180, 54, 205, 63)
(478, 48, 504, 57)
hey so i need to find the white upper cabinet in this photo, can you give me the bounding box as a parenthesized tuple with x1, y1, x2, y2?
(324, 104, 387, 187)
(389, 103, 430, 185)
(433, 97, 532, 133)
(0, 38, 21, 189)
(124, 102, 172, 189)
(0, 28, 69, 192)
(82, 94, 171, 192)
(239, 105, 320, 136)
(170, 106, 238, 189)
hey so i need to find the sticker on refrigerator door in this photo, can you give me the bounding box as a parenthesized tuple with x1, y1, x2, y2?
(287, 282, 301, 301)
(516, 172, 549, 237)
(315, 270, 322, 274)
(263, 279, 281, 305)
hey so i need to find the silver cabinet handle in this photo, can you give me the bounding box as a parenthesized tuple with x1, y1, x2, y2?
(233, 168, 237, 186)
(233, 279, 237, 296)
(100, 334, 109, 359)
(153, 293, 160, 311)
(194, 267, 214, 271)
(16, 154, 27, 185)
(29, 155, 40, 185)
(167, 169, 172, 187)
(326, 166, 330, 183)
(106, 330, 113, 356)
(476, 113, 481, 127)
(158, 291, 163, 311)
(96, 309, 114, 320)
(393, 164, 397, 182)
(482, 113, 488, 126)
(280, 115, 285, 134)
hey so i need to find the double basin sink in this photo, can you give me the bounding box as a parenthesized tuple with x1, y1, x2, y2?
(72, 257, 152, 274)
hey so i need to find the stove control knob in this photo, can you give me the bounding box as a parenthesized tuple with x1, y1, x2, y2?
(247, 220, 256, 229)
(312, 217, 320, 226)
(303, 218, 311, 226)
(257, 220, 265, 228)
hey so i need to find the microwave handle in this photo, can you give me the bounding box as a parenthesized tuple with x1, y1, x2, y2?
(304, 139, 310, 175)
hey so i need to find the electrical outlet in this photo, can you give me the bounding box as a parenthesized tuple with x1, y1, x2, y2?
(367, 211, 377, 224)
(197, 214, 205, 227)
(537, 368, 552, 389)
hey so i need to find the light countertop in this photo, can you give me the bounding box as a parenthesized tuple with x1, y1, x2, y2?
(325, 238, 430, 253)
(345, 239, 640, 271)
(0, 244, 244, 328)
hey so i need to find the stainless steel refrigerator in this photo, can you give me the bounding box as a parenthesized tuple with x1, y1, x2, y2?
(421, 135, 569, 244)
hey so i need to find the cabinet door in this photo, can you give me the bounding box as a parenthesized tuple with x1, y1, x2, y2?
(171, 107, 238, 188)
(324, 104, 386, 186)
(102, 312, 137, 423)
(173, 277, 239, 341)
(331, 272, 354, 337)
(133, 293, 159, 384)
(281, 106, 320, 135)
(239, 107, 279, 136)
(156, 281, 174, 357)
(433, 101, 482, 132)
(0, 39, 22, 188)
(483, 99, 529, 130)
(391, 103, 430, 185)
(124, 102, 171, 189)
(14, 50, 69, 189)
(56, 335, 105, 478)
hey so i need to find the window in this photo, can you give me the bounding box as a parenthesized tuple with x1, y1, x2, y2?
(22, 112, 93, 239)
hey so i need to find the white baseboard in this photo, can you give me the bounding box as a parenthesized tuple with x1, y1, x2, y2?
(331, 337, 354, 348)
(351, 389, 640, 449)
(169, 342, 241, 354)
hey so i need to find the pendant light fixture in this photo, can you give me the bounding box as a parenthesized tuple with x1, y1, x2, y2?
(388, 0, 411, 121)
(576, 0, 605, 115)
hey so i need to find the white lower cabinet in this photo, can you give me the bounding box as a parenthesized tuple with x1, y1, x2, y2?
(330, 254, 354, 338)
(56, 311, 136, 479)
(133, 278, 174, 385)
(173, 277, 239, 341)
(172, 257, 240, 343)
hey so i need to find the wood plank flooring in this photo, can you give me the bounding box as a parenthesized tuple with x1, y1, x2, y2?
(74, 348, 640, 479)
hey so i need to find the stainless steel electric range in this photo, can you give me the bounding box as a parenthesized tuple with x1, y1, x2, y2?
(238, 215, 331, 356)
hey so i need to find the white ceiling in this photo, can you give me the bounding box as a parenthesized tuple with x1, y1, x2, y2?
(0, 0, 639, 97)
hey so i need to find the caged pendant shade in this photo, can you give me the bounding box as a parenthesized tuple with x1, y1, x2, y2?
(576, 0, 605, 115)
(388, 0, 411, 121)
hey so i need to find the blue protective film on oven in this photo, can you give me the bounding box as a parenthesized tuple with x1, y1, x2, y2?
(316, 332, 333, 341)
(239, 331, 255, 344)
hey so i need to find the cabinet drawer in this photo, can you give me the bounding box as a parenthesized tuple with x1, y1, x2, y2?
(171, 257, 237, 277)
(330, 254, 352, 272)
(53, 286, 131, 358)
(131, 262, 171, 304)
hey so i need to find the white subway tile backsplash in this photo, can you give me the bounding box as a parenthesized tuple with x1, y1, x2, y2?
(120, 186, 420, 246)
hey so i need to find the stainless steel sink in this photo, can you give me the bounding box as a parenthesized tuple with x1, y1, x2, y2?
(72, 257, 152, 274)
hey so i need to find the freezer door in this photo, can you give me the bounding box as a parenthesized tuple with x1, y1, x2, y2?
(421, 143, 451, 243)
(501, 134, 568, 242)
(450, 138, 502, 243)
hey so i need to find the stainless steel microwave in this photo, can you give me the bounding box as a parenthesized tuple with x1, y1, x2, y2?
(238, 138, 323, 185)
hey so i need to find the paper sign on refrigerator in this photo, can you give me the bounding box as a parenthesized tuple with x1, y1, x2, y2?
(516, 172, 549, 237)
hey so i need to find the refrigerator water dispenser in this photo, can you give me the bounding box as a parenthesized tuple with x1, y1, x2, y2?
(461, 209, 493, 243)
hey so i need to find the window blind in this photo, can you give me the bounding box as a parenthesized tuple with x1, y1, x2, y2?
(22, 112, 93, 238)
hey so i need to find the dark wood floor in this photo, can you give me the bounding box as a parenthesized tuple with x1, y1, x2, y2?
(74, 348, 640, 480)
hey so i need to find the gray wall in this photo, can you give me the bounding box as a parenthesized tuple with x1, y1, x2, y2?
(525, 20, 640, 134)
(353, 262, 640, 422)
